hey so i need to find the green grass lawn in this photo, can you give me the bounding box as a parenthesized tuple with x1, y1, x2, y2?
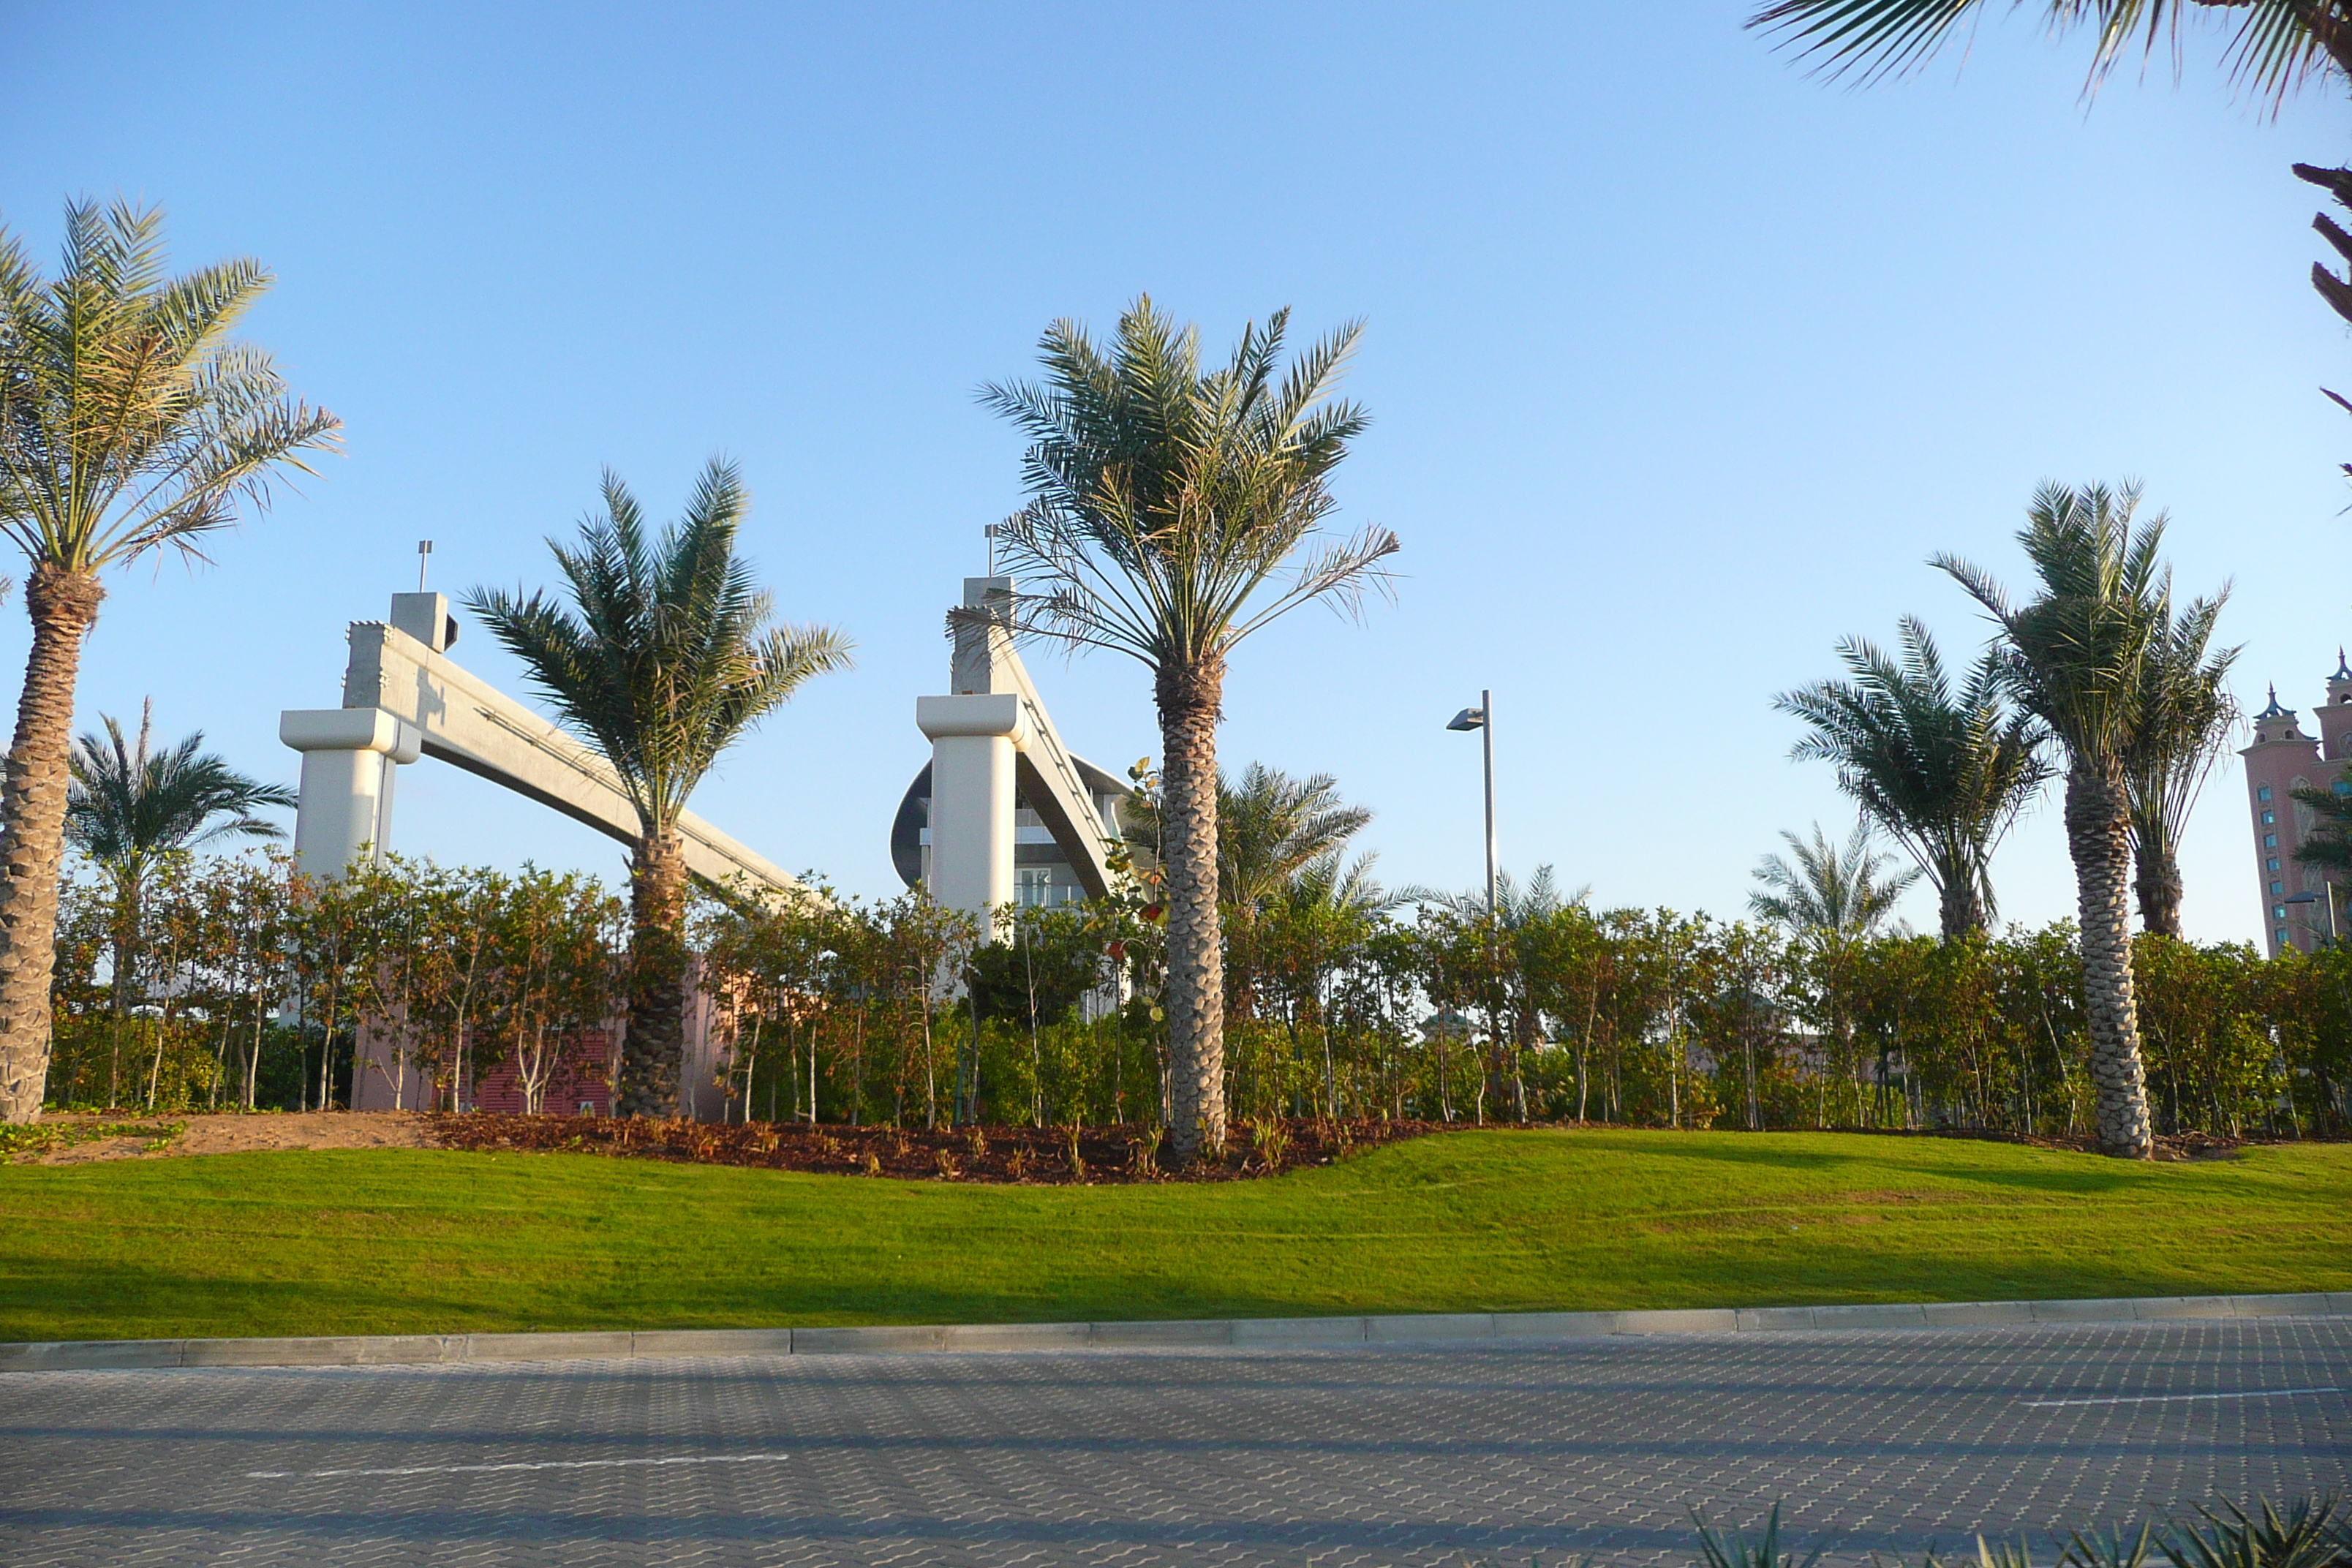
(0, 1128, 2345, 1343)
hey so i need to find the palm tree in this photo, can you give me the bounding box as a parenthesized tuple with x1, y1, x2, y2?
(2123, 589, 2239, 938)
(978, 298, 1397, 1158)
(0, 200, 339, 1123)
(1216, 765, 1373, 919)
(1938, 481, 2164, 1158)
(1777, 618, 2049, 938)
(1127, 763, 1376, 1027)
(1748, 821, 1919, 937)
(67, 700, 294, 1015)
(466, 460, 851, 1117)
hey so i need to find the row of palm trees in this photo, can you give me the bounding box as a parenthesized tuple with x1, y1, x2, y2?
(1779, 483, 2238, 1157)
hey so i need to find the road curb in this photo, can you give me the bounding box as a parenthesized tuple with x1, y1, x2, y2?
(3, 1292, 2346, 1373)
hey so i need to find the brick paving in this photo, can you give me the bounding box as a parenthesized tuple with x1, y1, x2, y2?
(1, 1318, 2345, 1567)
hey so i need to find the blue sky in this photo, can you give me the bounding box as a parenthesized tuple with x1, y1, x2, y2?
(3, 3, 2345, 942)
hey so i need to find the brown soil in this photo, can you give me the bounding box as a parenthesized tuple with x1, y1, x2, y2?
(31, 1110, 436, 1164)
(429, 1112, 1445, 1183)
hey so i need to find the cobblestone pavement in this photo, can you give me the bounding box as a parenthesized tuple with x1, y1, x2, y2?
(1, 1318, 2346, 1568)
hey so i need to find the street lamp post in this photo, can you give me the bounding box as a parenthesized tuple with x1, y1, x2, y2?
(1447, 690, 1496, 921)
(2285, 886, 2340, 947)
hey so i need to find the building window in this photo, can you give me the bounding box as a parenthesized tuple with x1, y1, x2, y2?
(2269, 857, 2284, 871)
(2337, 780, 2352, 797)
(2275, 904, 2289, 920)
(2272, 881, 2285, 896)
(2258, 785, 2273, 802)
(1014, 867, 1051, 907)
(2262, 809, 2276, 825)
(2266, 834, 2279, 848)
(2278, 927, 2291, 946)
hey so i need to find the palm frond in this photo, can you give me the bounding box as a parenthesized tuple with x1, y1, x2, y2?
(462, 459, 853, 840)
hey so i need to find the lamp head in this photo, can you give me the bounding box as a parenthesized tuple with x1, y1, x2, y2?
(1447, 706, 1486, 732)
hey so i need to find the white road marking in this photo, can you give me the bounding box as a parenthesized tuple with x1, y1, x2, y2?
(246, 1450, 792, 1480)
(2023, 1387, 2343, 1409)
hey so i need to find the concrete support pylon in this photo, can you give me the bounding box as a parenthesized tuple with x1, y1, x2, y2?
(916, 693, 1027, 925)
(280, 706, 423, 879)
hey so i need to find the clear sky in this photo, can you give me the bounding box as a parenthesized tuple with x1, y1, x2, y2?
(3, 3, 2345, 942)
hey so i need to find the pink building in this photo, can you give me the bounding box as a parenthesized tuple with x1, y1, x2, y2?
(2238, 655, 2352, 956)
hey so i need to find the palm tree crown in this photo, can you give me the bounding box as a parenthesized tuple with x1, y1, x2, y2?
(67, 701, 293, 867)
(1748, 822, 1918, 938)
(0, 200, 342, 577)
(1778, 617, 2047, 938)
(976, 298, 1396, 673)
(2122, 587, 2239, 938)
(465, 461, 852, 841)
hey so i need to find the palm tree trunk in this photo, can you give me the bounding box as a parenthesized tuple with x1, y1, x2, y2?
(619, 826, 689, 1118)
(2063, 764, 2155, 1158)
(1934, 858, 1987, 941)
(1156, 657, 1226, 1161)
(2130, 825, 2185, 940)
(0, 567, 105, 1124)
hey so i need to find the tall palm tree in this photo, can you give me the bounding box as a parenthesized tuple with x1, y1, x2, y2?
(978, 298, 1397, 1158)
(1777, 618, 2049, 938)
(0, 200, 339, 1123)
(1748, 821, 1918, 937)
(2123, 589, 2239, 938)
(1938, 481, 2163, 1158)
(67, 699, 294, 1014)
(466, 460, 851, 1117)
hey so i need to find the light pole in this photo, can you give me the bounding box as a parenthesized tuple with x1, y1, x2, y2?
(1449, 690, 1508, 1121)
(1447, 691, 1496, 921)
(2286, 887, 2340, 947)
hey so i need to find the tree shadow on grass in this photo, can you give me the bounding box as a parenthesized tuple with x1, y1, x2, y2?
(1607, 1135, 2160, 1196)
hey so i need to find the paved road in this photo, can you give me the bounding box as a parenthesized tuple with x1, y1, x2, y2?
(2, 1318, 2347, 1568)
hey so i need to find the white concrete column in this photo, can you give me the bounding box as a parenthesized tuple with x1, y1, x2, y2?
(280, 707, 423, 880)
(916, 693, 1028, 933)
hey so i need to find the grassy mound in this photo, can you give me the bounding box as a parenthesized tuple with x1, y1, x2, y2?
(0, 1128, 2344, 1343)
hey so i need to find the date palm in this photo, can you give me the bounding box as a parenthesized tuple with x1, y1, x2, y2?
(0, 200, 339, 1123)
(1748, 821, 1919, 937)
(979, 297, 1397, 1158)
(67, 700, 294, 1015)
(466, 460, 851, 1117)
(2124, 587, 2239, 938)
(1777, 619, 2048, 938)
(1938, 481, 2163, 1158)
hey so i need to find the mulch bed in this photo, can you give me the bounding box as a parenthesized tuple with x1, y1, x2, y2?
(423, 1113, 2315, 1180)
(426, 1112, 1447, 1183)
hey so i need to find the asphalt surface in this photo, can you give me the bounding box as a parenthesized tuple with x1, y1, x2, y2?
(2, 1317, 2346, 1567)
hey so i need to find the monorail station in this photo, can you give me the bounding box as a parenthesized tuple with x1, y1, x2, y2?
(292, 575, 1132, 1118)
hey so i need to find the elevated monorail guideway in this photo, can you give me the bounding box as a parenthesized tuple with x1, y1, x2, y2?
(897, 577, 1135, 933)
(281, 592, 804, 898)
